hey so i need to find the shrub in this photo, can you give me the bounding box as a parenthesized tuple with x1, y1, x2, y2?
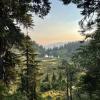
(40, 82, 51, 92)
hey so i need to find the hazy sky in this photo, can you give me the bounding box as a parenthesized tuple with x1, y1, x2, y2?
(27, 0, 83, 45)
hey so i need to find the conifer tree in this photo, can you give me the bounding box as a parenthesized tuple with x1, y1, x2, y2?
(20, 35, 40, 100)
(0, 0, 51, 92)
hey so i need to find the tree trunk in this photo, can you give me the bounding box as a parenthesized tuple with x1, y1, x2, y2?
(89, 93, 92, 100)
(69, 73, 73, 100)
(66, 72, 69, 100)
(76, 90, 81, 100)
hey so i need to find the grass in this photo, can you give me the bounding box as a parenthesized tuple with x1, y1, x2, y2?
(41, 90, 66, 99)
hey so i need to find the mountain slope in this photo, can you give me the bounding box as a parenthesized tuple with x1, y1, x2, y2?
(44, 41, 88, 59)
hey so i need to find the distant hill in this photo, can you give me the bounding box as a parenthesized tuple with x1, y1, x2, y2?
(33, 41, 88, 59)
(43, 41, 88, 59)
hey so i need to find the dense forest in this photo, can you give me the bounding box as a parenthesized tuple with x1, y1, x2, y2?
(43, 41, 88, 59)
(0, 0, 100, 100)
(34, 41, 88, 59)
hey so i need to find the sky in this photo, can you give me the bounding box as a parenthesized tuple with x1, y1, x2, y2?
(27, 0, 83, 46)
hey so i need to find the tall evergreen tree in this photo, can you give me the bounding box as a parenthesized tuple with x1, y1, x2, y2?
(0, 0, 51, 88)
(72, 12, 100, 99)
(20, 35, 40, 100)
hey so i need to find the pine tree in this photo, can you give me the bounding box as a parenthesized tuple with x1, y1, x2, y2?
(72, 12, 100, 99)
(0, 1, 51, 93)
(43, 73, 49, 82)
(20, 35, 40, 100)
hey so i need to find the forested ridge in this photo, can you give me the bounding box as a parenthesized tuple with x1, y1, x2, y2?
(43, 41, 88, 59)
(33, 41, 88, 58)
(0, 0, 100, 100)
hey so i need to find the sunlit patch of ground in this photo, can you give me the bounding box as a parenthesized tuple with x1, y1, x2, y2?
(41, 90, 65, 98)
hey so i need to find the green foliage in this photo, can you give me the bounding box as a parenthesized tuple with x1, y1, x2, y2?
(42, 73, 49, 82)
(72, 13, 100, 99)
(4, 91, 27, 100)
(46, 96, 52, 100)
(0, 0, 51, 32)
(44, 42, 87, 59)
(18, 35, 39, 100)
(40, 82, 51, 92)
(0, 1, 50, 98)
(1, 50, 20, 85)
(59, 80, 67, 90)
(0, 82, 7, 99)
(58, 72, 63, 81)
(51, 72, 56, 83)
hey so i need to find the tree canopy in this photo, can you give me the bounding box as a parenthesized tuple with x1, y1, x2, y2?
(0, 0, 51, 56)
